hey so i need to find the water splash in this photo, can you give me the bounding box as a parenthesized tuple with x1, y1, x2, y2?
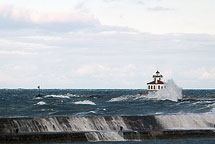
(147, 79, 182, 102)
(109, 79, 182, 102)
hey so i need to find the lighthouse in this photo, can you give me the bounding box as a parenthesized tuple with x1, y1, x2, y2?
(147, 71, 166, 91)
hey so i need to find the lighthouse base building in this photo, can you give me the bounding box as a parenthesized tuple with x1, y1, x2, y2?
(147, 71, 166, 92)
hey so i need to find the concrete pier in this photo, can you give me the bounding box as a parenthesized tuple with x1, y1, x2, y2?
(1, 114, 215, 142)
(0, 132, 87, 143)
(1, 130, 215, 143)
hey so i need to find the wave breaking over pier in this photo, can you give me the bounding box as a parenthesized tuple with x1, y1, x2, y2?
(1, 114, 215, 142)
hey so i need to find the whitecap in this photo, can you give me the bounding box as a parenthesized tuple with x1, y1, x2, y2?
(108, 95, 137, 102)
(44, 95, 70, 99)
(74, 100, 96, 105)
(34, 97, 42, 100)
(66, 94, 80, 97)
(155, 112, 163, 115)
(36, 101, 46, 105)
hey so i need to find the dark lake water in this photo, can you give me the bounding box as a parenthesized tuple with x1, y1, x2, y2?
(1, 89, 215, 143)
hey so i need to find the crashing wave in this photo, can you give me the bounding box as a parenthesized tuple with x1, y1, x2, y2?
(147, 79, 182, 102)
(74, 100, 96, 105)
(44, 95, 70, 99)
(44, 94, 80, 99)
(109, 79, 182, 102)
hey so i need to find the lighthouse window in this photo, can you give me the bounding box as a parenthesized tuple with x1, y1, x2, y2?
(161, 86, 163, 89)
(154, 86, 155, 89)
(151, 86, 153, 89)
(158, 85, 160, 89)
(148, 86, 150, 89)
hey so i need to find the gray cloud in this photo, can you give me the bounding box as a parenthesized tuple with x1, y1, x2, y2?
(0, 4, 134, 33)
(1, 29, 215, 88)
(0, 4, 215, 88)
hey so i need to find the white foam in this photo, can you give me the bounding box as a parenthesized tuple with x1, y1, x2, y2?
(74, 100, 96, 105)
(36, 101, 46, 105)
(44, 95, 70, 99)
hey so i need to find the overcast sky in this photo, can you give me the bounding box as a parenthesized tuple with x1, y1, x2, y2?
(0, 0, 215, 89)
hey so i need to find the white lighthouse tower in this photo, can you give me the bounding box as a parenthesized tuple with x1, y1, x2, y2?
(147, 71, 166, 91)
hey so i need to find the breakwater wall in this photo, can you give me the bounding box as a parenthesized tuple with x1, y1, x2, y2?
(1, 114, 215, 142)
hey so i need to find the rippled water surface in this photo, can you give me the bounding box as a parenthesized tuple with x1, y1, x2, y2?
(1, 89, 215, 117)
(1, 89, 215, 143)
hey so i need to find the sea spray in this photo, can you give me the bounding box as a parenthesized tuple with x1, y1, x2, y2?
(109, 79, 182, 102)
(147, 79, 182, 102)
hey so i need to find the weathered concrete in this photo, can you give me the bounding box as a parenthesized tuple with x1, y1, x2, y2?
(1, 115, 215, 142)
(1, 130, 215, 143)
(122, 116, 162, 130)
(0, 116, 162, 134)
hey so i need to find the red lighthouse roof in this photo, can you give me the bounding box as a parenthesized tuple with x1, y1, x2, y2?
(147, 80, 164, 84)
